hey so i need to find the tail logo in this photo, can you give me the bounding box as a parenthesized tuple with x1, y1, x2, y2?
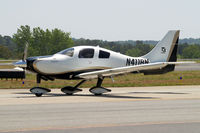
(161, 47, 166, 54)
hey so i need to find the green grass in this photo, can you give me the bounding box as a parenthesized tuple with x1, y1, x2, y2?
(0, 66, 15, 69)
(0, 71, 200, 89)
(195, 60, 200, 63)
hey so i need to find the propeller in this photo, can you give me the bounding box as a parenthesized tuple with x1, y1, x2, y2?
(13, 42, 29, 68)
(22, 43, 28, 62)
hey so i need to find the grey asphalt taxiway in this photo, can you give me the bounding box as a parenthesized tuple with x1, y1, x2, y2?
(0, 86, 200, 133)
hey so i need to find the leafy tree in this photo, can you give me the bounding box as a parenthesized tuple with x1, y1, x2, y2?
(12, 25, 74, 57)
(177, 43, 189, 58)
(134, 43, 152, 56)
(12, 25, 32, 58)
(126, 48, 141, 57)
(0, 35, 6, 44)
(0, 35, 17, 58)
(49, 28, 73, 54)
(182, 44, 200, 58)
(0, 45, 12, 59)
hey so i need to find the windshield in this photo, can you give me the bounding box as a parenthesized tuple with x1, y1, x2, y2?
(57, 48, 74, 57)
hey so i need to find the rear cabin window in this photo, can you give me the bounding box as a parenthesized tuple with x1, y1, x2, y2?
(99, 50, 110, 58)
(78, 48, 94, 58)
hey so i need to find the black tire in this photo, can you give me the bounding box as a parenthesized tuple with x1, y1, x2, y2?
(94, 93, 102, 96)
(66, 93, 73, 95)
(35, 93, 43, 97)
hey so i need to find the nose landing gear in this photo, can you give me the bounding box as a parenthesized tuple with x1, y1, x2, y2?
(30, 87, 51, 97)
(30, 74, 51, 97)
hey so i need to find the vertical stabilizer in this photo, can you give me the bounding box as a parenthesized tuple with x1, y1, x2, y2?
(142, 30, 180, 63)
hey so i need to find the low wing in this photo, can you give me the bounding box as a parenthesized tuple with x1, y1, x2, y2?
(76, 61, 195, 79)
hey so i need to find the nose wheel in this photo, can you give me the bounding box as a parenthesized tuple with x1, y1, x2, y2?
(35, 93, 42, 97)
(30, 74, 51, 97)
(30, 87, 51, 97)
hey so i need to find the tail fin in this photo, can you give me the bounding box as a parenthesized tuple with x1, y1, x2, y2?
(142, 30, 180, 63)
(142, 30, 180, 75)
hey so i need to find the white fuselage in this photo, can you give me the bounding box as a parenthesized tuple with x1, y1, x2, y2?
(32, 46, 149, 75)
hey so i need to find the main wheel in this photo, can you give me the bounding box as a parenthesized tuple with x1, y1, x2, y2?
(89, 87, 111, 95)
(61, 86, 82, 95)
(94, 93, 102, 96)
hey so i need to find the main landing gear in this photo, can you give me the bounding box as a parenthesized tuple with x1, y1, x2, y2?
(30, 75, 111, 97)
(89, 77, 111, 95)
(61, 80, 86, 95)
(61, 77, 111, 96)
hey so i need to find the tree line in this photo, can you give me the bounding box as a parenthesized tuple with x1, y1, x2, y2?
(73, 39, 200, 59)
(0, 25, 200, 59)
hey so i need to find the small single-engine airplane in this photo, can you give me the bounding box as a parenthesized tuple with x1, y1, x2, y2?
(12, 30, 188, 97)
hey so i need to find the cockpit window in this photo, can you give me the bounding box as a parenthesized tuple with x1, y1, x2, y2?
(99, 50, 110, 58)
(57, 48, 74, 57)
(78, 48, 94, 58)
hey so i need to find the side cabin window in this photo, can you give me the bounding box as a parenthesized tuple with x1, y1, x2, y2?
(99, 50, 110, 58)
(78, 48, 94, 58)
